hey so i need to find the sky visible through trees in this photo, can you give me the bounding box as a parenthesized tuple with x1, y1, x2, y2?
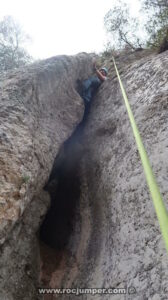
(0, 0, 142, 59)
(0, 0, 167, 59)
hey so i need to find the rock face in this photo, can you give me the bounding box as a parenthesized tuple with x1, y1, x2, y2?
(41, 50, 168, 300)
(78, 50, 168, 299)
(0, 53, 94, 299)
(1, 49, 168, 300)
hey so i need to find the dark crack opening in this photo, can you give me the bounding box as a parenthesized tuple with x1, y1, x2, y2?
(39, 101, 90, 251)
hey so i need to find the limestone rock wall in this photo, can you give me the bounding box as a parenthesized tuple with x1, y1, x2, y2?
(1, 49, 168, 300)
(50, 51, 168, 300)
(0, 53, 94, 242)
(0, 53, 93, 299)
(78, 51, 168, 299)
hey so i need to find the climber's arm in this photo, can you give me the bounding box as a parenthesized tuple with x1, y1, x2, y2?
(94, 65, 106, 82)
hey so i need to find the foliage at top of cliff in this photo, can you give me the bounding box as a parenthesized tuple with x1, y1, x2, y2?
(97, 48, 155, 79)
(104, 0, 168, 53)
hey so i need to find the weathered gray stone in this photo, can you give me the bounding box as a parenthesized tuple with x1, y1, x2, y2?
(78, 50, 168, 299)
(1, 49, 168, 300)
(45, 50, 168, 300)
(0, 53, 94, 299)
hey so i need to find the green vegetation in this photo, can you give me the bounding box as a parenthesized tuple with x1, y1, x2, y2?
(144, 0, 168, 50)
(104, 1, 144, 50)
(22, 175, 30, 184)
(104, 0, 168, 52)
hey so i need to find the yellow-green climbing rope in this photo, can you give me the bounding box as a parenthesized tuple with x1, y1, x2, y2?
(112, 56, 168, 253)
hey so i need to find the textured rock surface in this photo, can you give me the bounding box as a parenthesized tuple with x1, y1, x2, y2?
(1, 49, 168, 300)
(78, 50, 168, 300)
(0, 53, 94, 299)
(43, 50, 168, 300)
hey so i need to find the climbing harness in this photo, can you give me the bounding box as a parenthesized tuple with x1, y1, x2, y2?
(112, 56, 168, 253)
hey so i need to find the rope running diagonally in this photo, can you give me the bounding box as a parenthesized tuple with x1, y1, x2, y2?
(112, 56, 168, 253)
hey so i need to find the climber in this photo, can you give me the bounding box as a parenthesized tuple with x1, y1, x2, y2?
(80, 64, 108, 105)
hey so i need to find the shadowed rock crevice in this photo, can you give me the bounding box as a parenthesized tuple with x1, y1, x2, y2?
(39, 103, 91, 250)
(38, 51, 168, 300)
(0, 53, 95, 300)
(1, 50, 168, 300)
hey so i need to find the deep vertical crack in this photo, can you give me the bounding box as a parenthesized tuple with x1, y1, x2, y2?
(39, 101, 91, 250)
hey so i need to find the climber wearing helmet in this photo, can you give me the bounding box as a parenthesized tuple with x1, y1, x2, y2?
(80, 63, 108, 105)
